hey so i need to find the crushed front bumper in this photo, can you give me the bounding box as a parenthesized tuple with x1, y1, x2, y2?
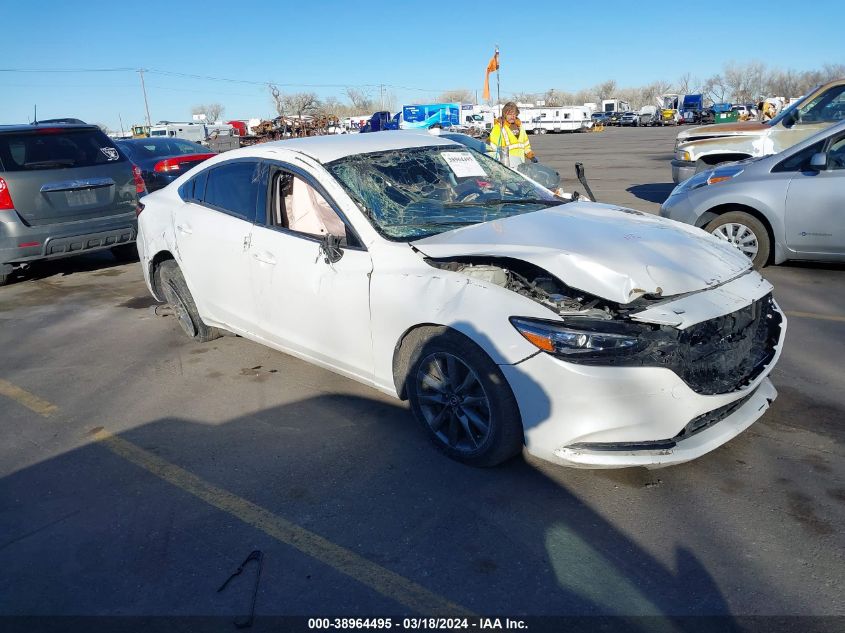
(502, 287, 786, 469)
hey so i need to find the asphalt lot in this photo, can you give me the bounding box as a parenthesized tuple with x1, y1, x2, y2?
(1, 127, 843, 628)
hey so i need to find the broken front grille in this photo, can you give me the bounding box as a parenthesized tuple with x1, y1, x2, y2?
(675, 293, 782, 395)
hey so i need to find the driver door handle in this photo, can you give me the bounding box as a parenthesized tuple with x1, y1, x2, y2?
(252, 251, 276, 266)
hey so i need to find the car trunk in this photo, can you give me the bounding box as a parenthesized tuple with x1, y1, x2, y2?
(0, 128, 136, 226)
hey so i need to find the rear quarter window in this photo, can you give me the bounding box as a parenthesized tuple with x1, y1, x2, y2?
(0, 128, 126, 172)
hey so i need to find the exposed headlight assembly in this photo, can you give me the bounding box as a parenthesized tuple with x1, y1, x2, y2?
(674, 165, 744, 194)
(510, 317, 649, 360)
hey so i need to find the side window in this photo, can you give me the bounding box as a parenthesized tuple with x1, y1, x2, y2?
(268, 169, 348, 240)
(828, 136, 845, 171)
(204, 161, 264, 222)
(180, 168, 208, 202)
(772, 141, 825, 173)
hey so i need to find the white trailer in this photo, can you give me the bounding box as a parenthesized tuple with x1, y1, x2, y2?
(522, 106, 592, 134)
(601, 98, 631, 113)
(148, 121, 233, 142)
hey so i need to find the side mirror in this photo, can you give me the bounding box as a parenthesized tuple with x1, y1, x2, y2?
(809, 152, 829, 171)
(319, 234, 344, 265)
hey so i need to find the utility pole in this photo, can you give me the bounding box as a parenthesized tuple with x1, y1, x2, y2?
(138, 69, 152, 128)
(495, 46, 500, 105)
(119, 113, 125, 137)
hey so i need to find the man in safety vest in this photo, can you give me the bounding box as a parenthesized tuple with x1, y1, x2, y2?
(489, 102, 537, 169)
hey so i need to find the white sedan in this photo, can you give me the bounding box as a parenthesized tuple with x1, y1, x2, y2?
(137, 132, 786, 469)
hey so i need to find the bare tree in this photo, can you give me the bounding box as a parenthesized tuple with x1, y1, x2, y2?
(438, 89, 474, 104)
(345, 87, 375, 112)
(191, 103, 224, 123)
(95, 122, 111, 135)
(676, 72, 700, 95)
(723, 61, 766, 103)
(821, 63, 845, 82)
(282, 92, 321, 119)
(594, 80, 617, 102)
(766, 70, 804, 99)
(319, 96, 345, 118)
(269, 84, 285, 117)
(510, 92, 538, 105)
(703, 74, 730, 103)
(542, 89, 575, 106)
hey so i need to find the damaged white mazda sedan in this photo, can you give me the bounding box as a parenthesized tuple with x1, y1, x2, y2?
(137, 132, 786, 469)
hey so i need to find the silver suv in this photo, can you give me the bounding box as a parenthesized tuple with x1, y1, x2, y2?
(0, 123, 143, 285)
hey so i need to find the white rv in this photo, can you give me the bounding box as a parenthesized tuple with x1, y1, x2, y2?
(148, 121, 233, 142)
(522, 106, 592, 134)
(601, 98, 631, 113)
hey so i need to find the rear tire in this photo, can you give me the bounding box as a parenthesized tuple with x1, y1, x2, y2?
(0, 273, 8, 287)
(705, 211, 771, 269)
(156, 260, 221, 342)
(405, 328, 523, 467)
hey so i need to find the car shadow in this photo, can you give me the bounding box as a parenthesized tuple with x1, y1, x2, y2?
(4, 250, 135, 286)
(1, 390, 749, 628)
(779, 260, 845, 272)
(626, 183, 675, 205)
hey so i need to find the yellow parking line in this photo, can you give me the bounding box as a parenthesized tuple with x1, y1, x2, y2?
(785, 311, 845, 323)
(92, 428, 472, 616)
(0, 379, 58, 417)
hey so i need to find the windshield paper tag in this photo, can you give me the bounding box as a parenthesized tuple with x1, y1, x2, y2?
(441, 151, 486, 178)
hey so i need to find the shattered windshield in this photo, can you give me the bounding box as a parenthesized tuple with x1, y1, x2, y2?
(326, 145, 561, 240)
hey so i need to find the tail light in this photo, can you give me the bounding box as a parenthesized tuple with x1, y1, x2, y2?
(153, 153, 215, 173)
(0, 177, 14, 210)
(132, 165, 146, 195)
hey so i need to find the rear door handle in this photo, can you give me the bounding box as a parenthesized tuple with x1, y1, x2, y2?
(176, 224, 193, 235)
(252, 252, 276, 265)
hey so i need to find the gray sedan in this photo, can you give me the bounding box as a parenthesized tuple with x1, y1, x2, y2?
(660, 120, 845, 269)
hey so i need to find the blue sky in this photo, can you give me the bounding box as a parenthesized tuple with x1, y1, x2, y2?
(2, 0, 843, 129)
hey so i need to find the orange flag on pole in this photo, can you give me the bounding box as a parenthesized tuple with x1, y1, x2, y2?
(482, 49, 499, 101)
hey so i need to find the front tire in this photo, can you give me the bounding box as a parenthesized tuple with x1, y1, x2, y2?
(156, 260, 221, 342)
(705, 211, 770, 269)
(406, 329, 523, 467)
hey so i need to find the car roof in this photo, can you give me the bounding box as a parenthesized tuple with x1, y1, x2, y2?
(0, 123, 99, 134)
(239, 130, 462, 164)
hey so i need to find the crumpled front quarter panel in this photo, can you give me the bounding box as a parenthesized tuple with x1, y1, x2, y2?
(367, 242, 552, 395)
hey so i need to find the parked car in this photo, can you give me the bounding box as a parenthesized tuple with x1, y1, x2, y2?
(638, 106, 659, 126)
(671, 78, 845, 183)
(116, 138, 215, 193)
(137, 132, 785, 469)
(0, 123, 144, 285)
(606, 111, 623, 126)
(661, 120, 845, 269)
(619, 111, 639, 127)
(591, 112, 610, 125)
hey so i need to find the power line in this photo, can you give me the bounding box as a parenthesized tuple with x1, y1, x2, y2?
(0, 66, 445, 93)
(0, 67, 136, 73)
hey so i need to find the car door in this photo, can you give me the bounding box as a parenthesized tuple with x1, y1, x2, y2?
(173, 160, 266, 331)
(248, 160, 375, 382)
(783, 133, 845, 256)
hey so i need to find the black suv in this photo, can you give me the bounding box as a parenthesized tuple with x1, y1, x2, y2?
(0, 123, 144, 285)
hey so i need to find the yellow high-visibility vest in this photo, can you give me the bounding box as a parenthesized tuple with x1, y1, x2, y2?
(489, 121, 532, 163)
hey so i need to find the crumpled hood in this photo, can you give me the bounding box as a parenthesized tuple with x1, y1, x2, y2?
(678, 121, 768, 142)
(410, 202, 751, 305)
